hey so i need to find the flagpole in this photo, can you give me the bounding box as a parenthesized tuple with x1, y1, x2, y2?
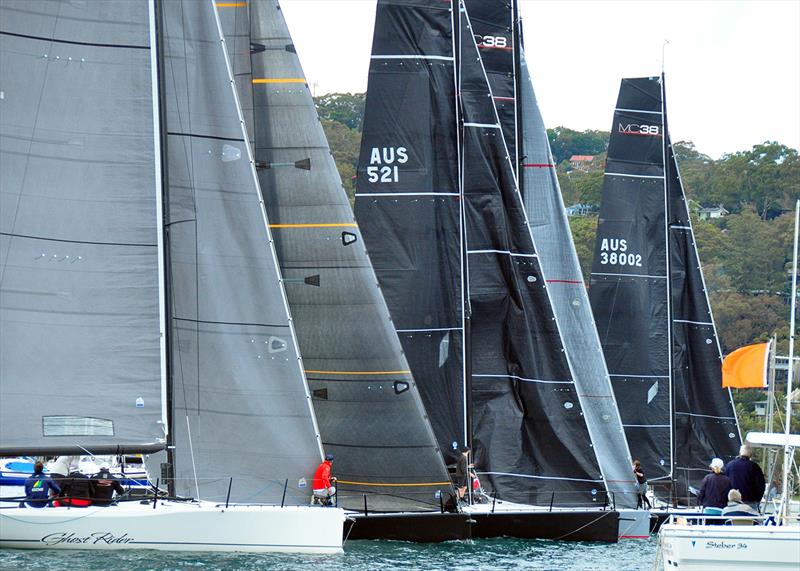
(779, 200, 799, 522)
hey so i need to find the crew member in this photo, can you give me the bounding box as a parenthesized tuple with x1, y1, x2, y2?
(723, 444, 765, 512)
(22, 461, 61, 508)
(697, 458, 732, 512)
(312, 453, 336, 505)
(91, 466, 126, 506)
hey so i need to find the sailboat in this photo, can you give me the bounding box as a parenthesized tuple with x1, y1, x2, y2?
(658, 201, 800, 571)
(463, 0, 638, 512)
(353, 0, 619, 542)
(0, 0, 344, 552)
(216, 0, 473, 540)
(588, 74, 741, 506)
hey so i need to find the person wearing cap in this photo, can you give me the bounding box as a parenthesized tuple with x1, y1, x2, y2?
(697, 458, 732, 512)
(91, 466, 126, 506)
(312, 453, 336, 506)
(22, 461, 61, 508)
(723, 444, 765, 512)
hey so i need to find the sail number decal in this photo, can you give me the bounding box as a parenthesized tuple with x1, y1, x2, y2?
(598, 238, 642, 267)
(367, 146, 408, 184)
(618, 123, 661, 136)
(475, 35, 509, 49)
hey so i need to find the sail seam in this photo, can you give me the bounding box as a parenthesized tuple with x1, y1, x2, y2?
(467, 249, 536, 258)
(173, 317, 289, 328)
(604, 172, 664, 179)
(615, 107, 663, 115)
(675, 412, 737, 420)
(371, 54, 453, 61)
(396, 327, 462, 332)
(609, 374, 669, 378)
(354, 192, 460, 197)
(479, 471, 604, 483)
(673, 319, 713, 326)
(463, 122, 501, 129)
(623, 424, 671, 428)
(0, 30, 149, 50)
(167, 131, 244, 143)
(0, 231, 156, 248)
(473, 374, 571, 385)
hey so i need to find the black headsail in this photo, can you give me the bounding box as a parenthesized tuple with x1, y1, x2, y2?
(356, 0, 604, 506)
(589, 76, 740, 499)
(218, 0, 454, 512)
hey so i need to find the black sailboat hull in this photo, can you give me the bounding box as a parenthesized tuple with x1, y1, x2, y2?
(345, 510, 619, 543)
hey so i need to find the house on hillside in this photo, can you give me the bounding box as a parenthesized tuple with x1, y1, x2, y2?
(569, 155, 595, 172)
(565, 203, 595, 217)
(698, 204, 729, 220)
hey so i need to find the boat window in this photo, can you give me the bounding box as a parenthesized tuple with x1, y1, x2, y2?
(42, 416, 114, 437)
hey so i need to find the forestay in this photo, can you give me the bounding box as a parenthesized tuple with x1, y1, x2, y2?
(0, 0, 165, 456)
(161, 0, 323, 504)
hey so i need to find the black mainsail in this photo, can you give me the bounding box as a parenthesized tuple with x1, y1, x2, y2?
(589, 75, 740, 499)
(218, 0, 454, 511)
(356, 0, 604, 506)
(0, 0, 166, 456)
(467, 0, 637, 507)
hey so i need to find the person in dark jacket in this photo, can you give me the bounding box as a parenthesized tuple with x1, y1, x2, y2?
(54, 471, 93, 507)
(723, 444, 765, 512)
(697, 458, 732, 511)
(22, 461, 61, 508)
(454, 447, 473, 501)
(91, 467, 126, 506)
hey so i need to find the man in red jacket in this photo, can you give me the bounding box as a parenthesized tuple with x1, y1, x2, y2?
(312, 453, 336, 506)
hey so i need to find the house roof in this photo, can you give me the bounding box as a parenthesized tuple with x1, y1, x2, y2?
(569, 155, 595, 162)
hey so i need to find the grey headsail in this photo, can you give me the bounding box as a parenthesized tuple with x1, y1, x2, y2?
(161, 0, 323, 503)
(0, 1, 166, 456)
(356, 0, 604, 506)
(589, 76, 740, 500)
(517, 52, 636, 506)
(217, 0, 454, 512)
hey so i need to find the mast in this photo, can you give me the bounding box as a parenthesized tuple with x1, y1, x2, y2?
(511, 0, 523, 187)
(148, 0, 175, 495)
(780, 199, 799, 522)
(661, 72, 677, 494)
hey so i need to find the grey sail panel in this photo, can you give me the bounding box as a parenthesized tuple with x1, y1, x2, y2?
(459, 7, 603, 506)
(666, 134, 740, 497)
(354, 0, 466, 469)
(161, 0, 321, 504)
(589, 77, 672, 485)
(229, 0, 454, 512)
(518, 53, 636, 506)
(0, 1, 165, 455)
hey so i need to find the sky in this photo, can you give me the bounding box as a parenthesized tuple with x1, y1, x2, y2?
(280, 0, 800, 159)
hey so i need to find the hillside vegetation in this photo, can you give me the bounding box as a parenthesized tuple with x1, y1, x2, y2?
(315, 92, 800, 434)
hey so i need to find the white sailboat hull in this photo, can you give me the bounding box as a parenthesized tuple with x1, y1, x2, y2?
(660, 523, 800, 570)
(0, 500, 345, 553)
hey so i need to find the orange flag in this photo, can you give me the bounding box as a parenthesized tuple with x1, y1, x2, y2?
(722, 342, 770, 388)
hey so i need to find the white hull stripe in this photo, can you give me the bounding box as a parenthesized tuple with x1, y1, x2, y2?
(593, 272, 667, 279)
(616, 107, 663, 115)
(675, 412, 737, 421)
(355, 192, 460, 197)
(371, 54, 453, 61)
(673, 319, 713, 326)
(474, 374, 571, 385)
(467, 249, 537, 258)
(479, 471, 604, 483)
(464, 122, 501, 129)
(396, 327, 462, 333)
(604, 172, 665, 180)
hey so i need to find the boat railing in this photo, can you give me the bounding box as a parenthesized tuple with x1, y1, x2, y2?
(661, 512, 797, 527)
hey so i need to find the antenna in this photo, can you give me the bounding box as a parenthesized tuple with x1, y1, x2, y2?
(661, 39, 670, 73)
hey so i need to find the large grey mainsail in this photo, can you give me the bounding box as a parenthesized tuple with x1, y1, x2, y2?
(218, 0, 454, 511)
(518, 52, 636, 507)
(161, 0, 323, 504)
(0, 0, 165, 455)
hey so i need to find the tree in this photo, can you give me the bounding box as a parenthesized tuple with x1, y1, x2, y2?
(319, 119, 360, 205)
(314, 93, 366, 131)
(546, 127, 609, 165)
(568, 215, 598, 280)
